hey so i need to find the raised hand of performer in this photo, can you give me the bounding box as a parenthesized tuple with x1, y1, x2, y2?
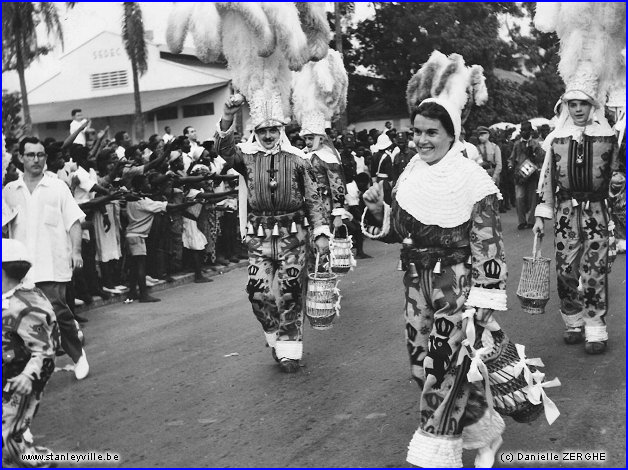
(220, 94, 245, 132)
(363, 180, 385, 224)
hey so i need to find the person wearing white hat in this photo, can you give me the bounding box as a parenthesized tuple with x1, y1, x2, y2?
(370, 132, 398, 184)
(533, 87, 621, 355)
(2, 238, 59, 465)
(216, 94, 331, 373)
(362, 51, 556, 468)
(293, 49, 351, 233)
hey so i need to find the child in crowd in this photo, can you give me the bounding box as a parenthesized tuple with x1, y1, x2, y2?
(2, 239, 59, 467)
(125, 174, 196, 302)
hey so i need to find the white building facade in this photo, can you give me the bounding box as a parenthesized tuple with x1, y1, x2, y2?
(28, 31, 250, 143)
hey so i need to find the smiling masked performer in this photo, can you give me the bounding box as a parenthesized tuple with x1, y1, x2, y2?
(167, 2, 332, 373)
(362, 50, 513, 468)
(533, 2, 625, 355)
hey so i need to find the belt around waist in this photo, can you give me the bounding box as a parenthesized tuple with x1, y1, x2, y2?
(400, 245, 471, 271)
(249, 210, 306, 227)
(556, 190, 607, 203)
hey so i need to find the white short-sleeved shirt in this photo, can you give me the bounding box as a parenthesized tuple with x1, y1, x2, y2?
(70, 119, 86, 146)
(116, 146, 126, 160)
(71, 166, 98, 204)
(3, 174, 86, 283)
(189, 141, 205, 160)
(463, 141, 482, 164)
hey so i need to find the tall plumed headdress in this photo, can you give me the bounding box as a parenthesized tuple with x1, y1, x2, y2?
(166, 2, 331, 129)
(292, 49, 348, 136)
(534, 2, 626, 107)
(406, 50, 488, 140)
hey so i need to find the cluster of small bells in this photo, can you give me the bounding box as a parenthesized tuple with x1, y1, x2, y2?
(397, 237, 442, 277)
(246, 217, 310, 238)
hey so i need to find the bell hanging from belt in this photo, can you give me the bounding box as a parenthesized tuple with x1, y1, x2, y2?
(571, 198, 579, 207)
(433, 258, 442, 275)
(396, 259, 404, 271)
(271, 223, 280, 237)
(246, 222, 255, 236)
(407, 262, 419, 278)
(290, 221, 298, 234)
(303, 217, 310, 228)
(269, 178, 278, 191)
(257, 223, 265, 237)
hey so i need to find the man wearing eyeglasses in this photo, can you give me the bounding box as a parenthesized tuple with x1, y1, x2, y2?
(2, 137, 90, 380)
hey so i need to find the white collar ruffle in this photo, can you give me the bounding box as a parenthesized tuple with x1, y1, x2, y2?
(395, 141, 501, 228)
(311, 146, 341, 164)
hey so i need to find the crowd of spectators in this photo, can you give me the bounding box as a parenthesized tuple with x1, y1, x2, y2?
(3, 112, 551, 312)
(3, 110, 245, 313)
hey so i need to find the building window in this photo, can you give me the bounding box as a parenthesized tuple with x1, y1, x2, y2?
(182, 103, 214, 118)
(147, 106, 178, 121)
(90, 70, 129, 90)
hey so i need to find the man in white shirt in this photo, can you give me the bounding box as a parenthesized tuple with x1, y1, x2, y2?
(162, 126, 174, 144)
(69, 109, 88, 147)
(3, 137, 89, 380)
(459, 128, 482, 163)
(183, 126, 205, 161)
(114, 130, 132, 160)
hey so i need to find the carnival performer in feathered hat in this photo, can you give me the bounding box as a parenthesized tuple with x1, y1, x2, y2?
(293, 49, 349, 232)
(362, 50, 560, 467)
(533, 2, 625, 355)
(167, 2, 332, 373)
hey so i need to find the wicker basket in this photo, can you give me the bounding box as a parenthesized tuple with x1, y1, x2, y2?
(330, 224, 353, 274)
(516, 233, 551, 314)
(305, 253, 339, 330)
(477, 329, 544, 423)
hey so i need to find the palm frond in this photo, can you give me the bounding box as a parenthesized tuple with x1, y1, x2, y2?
(37, 2, 64, 49)
(122, 2, 148, 76)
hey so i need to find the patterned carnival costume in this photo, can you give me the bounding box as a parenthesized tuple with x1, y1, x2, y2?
(216, 110, 330, 371)
(293, 49, 352, 274)
(535, 95, 620, 351)
(2, 239, 59, 467)
(533, 2, 625, 354)
(166, 2, 334, 371)
(363, 51, 559, 468)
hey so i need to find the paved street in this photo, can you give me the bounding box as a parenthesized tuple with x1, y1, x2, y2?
(37, 209, 625, 468)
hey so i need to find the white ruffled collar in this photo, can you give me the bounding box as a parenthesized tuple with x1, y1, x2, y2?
(311, 146, 341, 164)
(395, 141, 501, 228)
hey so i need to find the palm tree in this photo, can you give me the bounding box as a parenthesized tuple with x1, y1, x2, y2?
(333, 2, 353, 131)
(2, 2, 69, 132)
(121, 2, 148, 141)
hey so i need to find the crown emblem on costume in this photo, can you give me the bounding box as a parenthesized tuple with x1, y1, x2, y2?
(434, 317, 455, 337)
(286, 267, 300, 278)
(483, 259, 501, 279)
(248, 265, 259, 276)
